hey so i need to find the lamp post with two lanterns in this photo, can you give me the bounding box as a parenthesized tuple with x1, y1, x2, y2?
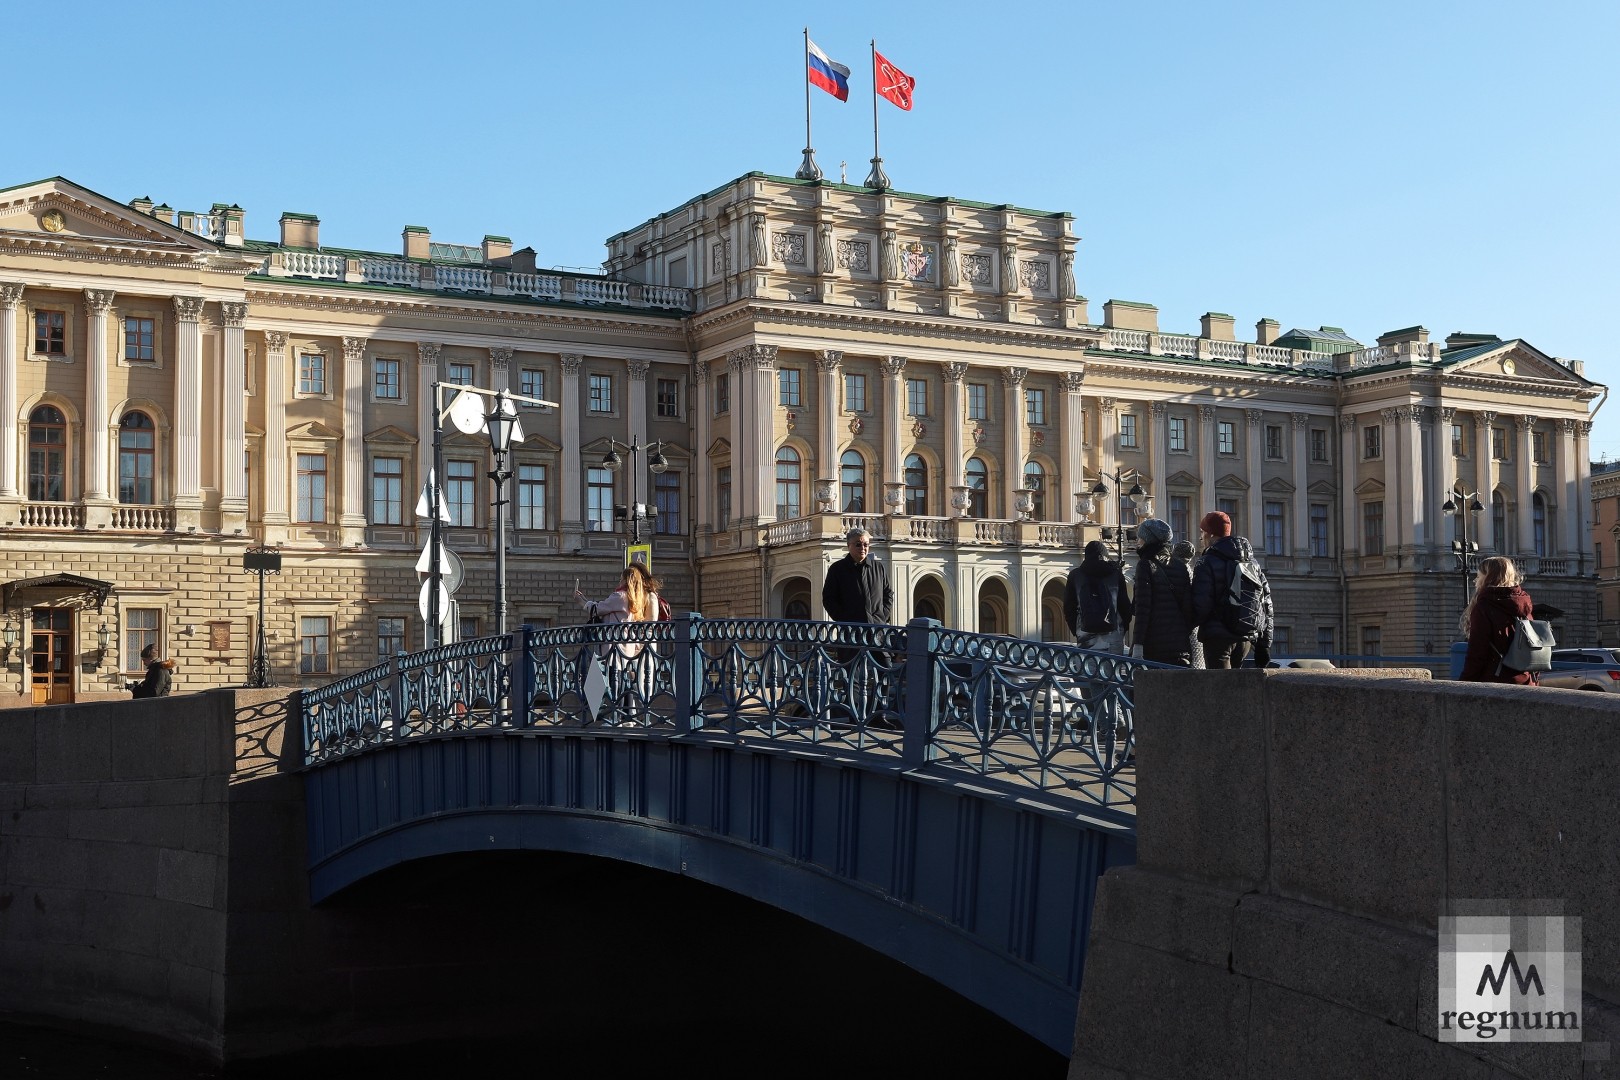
(1441, 480, 1486, 613)
(484, 392, 521, 636)
(601, 437, 669, 546)
(1077, 469, 1153, 562)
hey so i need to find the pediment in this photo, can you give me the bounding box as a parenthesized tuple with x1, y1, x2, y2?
(515, 432, 561, 453)
(287, 421, 342, 441)
(0, 178, 219, 253)
(1354, 477, 1385, 495)
(365, 425, 418, 445)
(1261, 476, 1295, 494)
(707, 437, 731, 458)
(1164, 470, 1200, 488)
(1307, 479, 1336, 496)
(1214, 473, 1249, 491)
(1445, 341, 1589, 386)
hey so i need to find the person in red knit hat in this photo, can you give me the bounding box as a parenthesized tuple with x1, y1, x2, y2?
(1190, 511, 1274, 669)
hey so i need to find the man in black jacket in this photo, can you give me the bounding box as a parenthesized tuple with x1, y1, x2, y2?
(1190, 511, 1274, 669)
(127, 644, 173, 698)
(822, 527, 893, 625)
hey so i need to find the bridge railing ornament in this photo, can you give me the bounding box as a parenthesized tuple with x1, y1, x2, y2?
(301, 617, 1162, 812)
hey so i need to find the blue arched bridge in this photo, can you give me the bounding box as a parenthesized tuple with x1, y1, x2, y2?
(300, 617, 1148, 1053)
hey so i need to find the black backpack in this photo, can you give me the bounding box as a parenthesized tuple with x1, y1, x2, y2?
(1078, 573, 1119, 635)
(1218, 554, 1267, 641)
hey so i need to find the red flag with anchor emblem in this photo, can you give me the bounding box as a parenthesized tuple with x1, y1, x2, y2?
(874, 50, 915, 111)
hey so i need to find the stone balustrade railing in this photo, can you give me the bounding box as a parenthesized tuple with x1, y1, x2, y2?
(1103, 328, 1339, 371)
(110, 505, 175, 531)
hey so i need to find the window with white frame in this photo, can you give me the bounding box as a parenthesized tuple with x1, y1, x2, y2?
(371, 456, 404, 525)
(589, 373, 614, 413)
(1265, 425, 1284, 460)
(445, 459, 477, 526)
(587, 466, 614, 530)
(844, 373, 867, 413)
(1026, 388, 1047, 426)
(1218, 421, 1235, 455)
(1264, 501, 1285, 555)
(1119, 413, 1138, 450)
(1310, 504, 1330, 557)
(377, 617, 406, 659)
(124, 608, 160, 673)
(655, 471, 681, 533)
(967, 382, 988, 420)
(297, 352, 327, 395)
(300, 616, 332, 674)
(1169, 416, 1188, 452)
(118, 412, 155, 505)
(775, 447, 802, 519)
(296, 454, 327, 522)
(656, 378, 680, 418)
(373, 358, 401, 401)
(906, 378, 927, 417)
(516, 463, 547, 530)
(123, 316, 155, 362)
(778, 368, 802, 407)
(840, 450, 866, 512)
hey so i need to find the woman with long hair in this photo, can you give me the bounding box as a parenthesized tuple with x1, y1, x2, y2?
(574, 564, 665, 708)
(1458, 556, 1538, 684)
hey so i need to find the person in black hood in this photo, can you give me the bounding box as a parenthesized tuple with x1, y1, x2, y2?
(1064, 539, 1133, 652)
(1130, 518, 1195, 666)
(1171, 540, 1205, 668)
(1191, 511, 1273, 669)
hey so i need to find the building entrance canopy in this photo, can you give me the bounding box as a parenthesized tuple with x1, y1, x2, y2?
(2, 573, 113, 613)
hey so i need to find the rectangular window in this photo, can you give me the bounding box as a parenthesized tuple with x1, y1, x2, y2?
(1310, 428, 1329, 463)
(656, 378, 680, 418)
(1217, 421, 1235, 455)
(1119, 413, 1138, 450)
(459, 616, 480, 641)
(296, 453, 327, 522)
(1596, 543, 1603, 571)
(966, 382, 988, 421)
(1218, 497, 1239, 534)
(1361, 625, 1382, 658)
(1533, 431, 1548, 463)
(1363, 501, 1385, 555)
(1309, 504, 1330, 557)
(1265, 425, 1283, 460)
(716, 466, 732, 531)
(714, 372, 730, 415)
(1264, 501, 1285, 555)
(446, 459, 477, 527)
(124, 608, 160, 673)
(1493, 427, 1508, 461)
(1451, 423, 1465, 458)
(906, 378, 928, 417)
(1364, 425, 1381, 459)
(377, 617, 405, 660)
(123, 316, 155, 362)
(516, 463, 547, 530)
(1170, 495, 1190, 541)
(298, 353, 326, 395)
(1026, 389, 1046, 426)
(1273, 626, 1292, 655)
(776, 452, 802, 519)
(1316, 627, 1336, 658)
(299, 616, 331, 675)
(589, 373, 614, 413)
(844, 373, 867, 414)
(447, 362, 475, 386)
(35, 310, 67, 354)
(370, 456, 403, 525)
(373, 358, 401, 400)
(1169, 417, 1188, 452)
(655, 472, 681, 534)
(778, 368, 802, 407)
(520, 368, 546, 401)
(587, 466, 614, 530)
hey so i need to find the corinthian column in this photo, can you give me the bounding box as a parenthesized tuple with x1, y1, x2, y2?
(0, 283, 21, 500)
(1339, 414, 1359, 557)
(559, 354, 583, 543)
(1558, 417, 1579, 558)
(340, 337, 368, 544)
(816, 351, 843, 490)
(262, 331, 290, 540)
(220, 302, 248, 533)
(1060, 370, 1085, 523)
(1290, 413, 1310, 558)
(942, 362, 968, 497)
(1516, 414, 1536, 556)
(173, 296, 206, 529)
(750, 346, 779, 522)
(880, 357, 906, 507)
(1475, 411, 1498, 552)
(83, 290, 116, 517)
(1003, 369, 1028, 519)
(694, 361, 712, 532)
(1148, 401, 1168, 514)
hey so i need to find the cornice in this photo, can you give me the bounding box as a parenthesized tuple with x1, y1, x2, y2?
(689, 298, 1105, 350)
(243, 285, 689, 339)
(0, 232, 255, 274)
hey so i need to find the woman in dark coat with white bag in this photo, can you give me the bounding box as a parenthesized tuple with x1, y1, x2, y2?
(1458, 556, 1538, 685)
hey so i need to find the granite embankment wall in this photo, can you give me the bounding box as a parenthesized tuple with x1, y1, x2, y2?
(1070, 669, 1620, 1080)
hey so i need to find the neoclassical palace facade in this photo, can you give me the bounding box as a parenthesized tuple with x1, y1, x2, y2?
(0, 172, 1601, 704)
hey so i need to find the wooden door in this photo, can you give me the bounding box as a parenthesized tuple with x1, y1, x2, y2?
(29, 608, 72, 705)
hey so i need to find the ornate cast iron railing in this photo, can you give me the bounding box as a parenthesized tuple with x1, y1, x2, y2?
(301, 617, 1161, 813)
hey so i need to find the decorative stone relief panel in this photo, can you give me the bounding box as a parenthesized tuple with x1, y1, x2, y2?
(1019, 258, 1051, 294)
(711, 243, 725, 276)
(836, 239, 871, 272)
(772, 231, 807, 266)
(962, 253, 992, 286)
(900, 242, 936, 283)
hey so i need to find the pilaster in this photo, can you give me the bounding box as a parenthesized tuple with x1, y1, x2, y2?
(1339, 414, 1359, 558)
(1290, 413, 1310, 559)
(1475, 411, 1498, 552)
(750, 345, 778, 524)
(172, 296, 206, 531)
(1245, 409, 1264, 546)
(1516, 414, 1536, 555)
(1199, 405, 1218, 514)
(83, 290, 115, 528)
(559, 354, 584, 544)
(1148, 401, 1167, 523)
(339, 336, 368, 545)
(262, 331, 290, 542)
(1558, 417, 1578, 558)
(1060, 370, 1086, 523)
(0, 283, 20, 502)
(1003, 368, 1029, 520)
(693, 360, 712, 535)
(816, 351, 843, 493)
(880, 356, 906, 502)
(219, 302, 248, 534)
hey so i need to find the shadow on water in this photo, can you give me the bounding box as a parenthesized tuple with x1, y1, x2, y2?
(4, 852, 1067, 1079)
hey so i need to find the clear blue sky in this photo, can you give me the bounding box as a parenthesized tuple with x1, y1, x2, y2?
(20, 0, 1620, 455)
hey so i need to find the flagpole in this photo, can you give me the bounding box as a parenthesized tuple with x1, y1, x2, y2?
(864, 38, 890, 190)
(795, 28, 823, 180)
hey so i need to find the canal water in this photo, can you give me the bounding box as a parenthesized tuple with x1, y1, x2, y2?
(3, 854, 1067, 1079)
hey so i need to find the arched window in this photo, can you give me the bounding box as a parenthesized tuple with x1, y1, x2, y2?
(904, 454, 928, 516)
(119, 412, 156, 505)
(28, 405, 66, 502)
(775, 447, 802, 519)
(1492, 492, 1507, 553)
(1023, 461, 1046, 520)
(965, 457, 988, 519)
(840, 450, 866, 513)
(1533, 493, 1547, 557)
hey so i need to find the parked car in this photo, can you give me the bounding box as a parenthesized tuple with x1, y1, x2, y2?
(1539, 648, 1620, 692)
(1240, 656, 1337, 670)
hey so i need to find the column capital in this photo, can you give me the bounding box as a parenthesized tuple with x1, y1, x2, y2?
(173, 296, 206, 322)
(560, 353, 583, 376)
(746, 344, 778, 371)
(880, 355, 907, 379)
(220, 301, 247, 328)
(490, 346, 513, 372)
(1581, 420, 1594, 437)
(1200, 404, 1217, 423)
(1380, 407, 1402, 425)
(1477, 409, 1498, 424)
(694, 359, 710, 384)
(1404, 405, 1426, 425)
(1001, 366, 1027, 389)
(1149, 401, 1167, 419)
(1062, 369, 1086, 393)
(627, 359, 650, 381)
(341, 336, 367, 362)
(1440, 406, 1457, 423)
(264, 330, 288, 352)
(84, 289, 116, 314)
(1338, 412, 1357, 430)
(1246, 408, 1264, 426)
(1290, 411, 1310, 429)
(417, 341, 442, 367)
(815, 350, 844, 374)
(0, 283, 23, 309)
(1560, 417, 1578, 436)
(1516, 413, 1536, 432)
(1099, 396, 1117, 414)
(727, 348, 746, 373)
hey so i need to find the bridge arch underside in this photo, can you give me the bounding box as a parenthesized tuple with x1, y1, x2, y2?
(306, 733, 1134, 1054)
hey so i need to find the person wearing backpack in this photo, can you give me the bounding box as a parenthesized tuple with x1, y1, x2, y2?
(1190, 511, 1274, 669)
(1459, 556, 1539, 685)
(1170, 540, 1206, 668)
(1064, 540, 1133, 652)
(1130, 518, 1196, 666)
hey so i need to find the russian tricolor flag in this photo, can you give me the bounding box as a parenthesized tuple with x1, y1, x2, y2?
(807, 38, 850, 101)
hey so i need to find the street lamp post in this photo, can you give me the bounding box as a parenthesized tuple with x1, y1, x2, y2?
(485, 392, 519, 636)
(242, 547, 282, 687)
(1084, 469, 1153, 562)
(1442, 481, 1485, 613)
(602, 436, 669, 545)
